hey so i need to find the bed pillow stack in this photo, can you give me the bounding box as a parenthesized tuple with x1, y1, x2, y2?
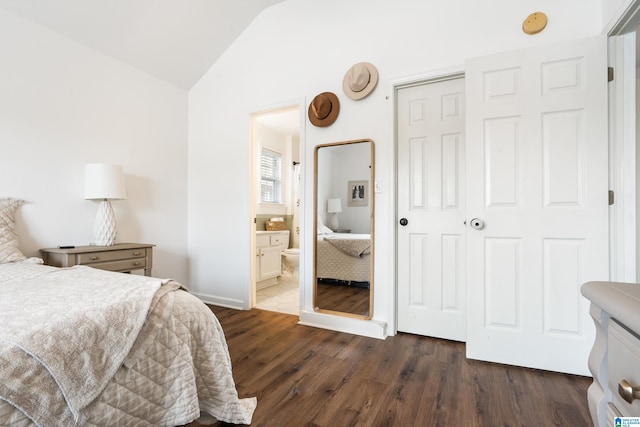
(0, 198, 27, 263)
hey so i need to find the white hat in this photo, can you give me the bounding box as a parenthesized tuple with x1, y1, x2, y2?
(342, 62, 379, 100)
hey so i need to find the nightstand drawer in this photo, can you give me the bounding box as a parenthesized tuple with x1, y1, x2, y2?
(89, 258, 147, 273)
(609, 320, 640, 416)
(77, 248, 147, 265)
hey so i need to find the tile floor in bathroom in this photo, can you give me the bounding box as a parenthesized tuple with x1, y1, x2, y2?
(255, 274, 299, 315)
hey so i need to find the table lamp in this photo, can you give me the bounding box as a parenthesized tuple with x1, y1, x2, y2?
(327, 198, 342, 230)
(84, 163, 127, 246)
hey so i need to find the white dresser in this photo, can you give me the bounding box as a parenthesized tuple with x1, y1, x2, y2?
(582, 281, 640, 426)
(256, 231, 288, 289)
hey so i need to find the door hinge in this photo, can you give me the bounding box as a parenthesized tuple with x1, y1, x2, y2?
(609, 190, 615, 205)
(254, 217, 257, 223)
(608, 67, 614, 82)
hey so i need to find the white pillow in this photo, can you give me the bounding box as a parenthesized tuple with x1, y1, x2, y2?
(317, 214, 325, 234)
(0, 198, 27, 264)
(320, 224, 334, 234)
(316, 215, 335, 235)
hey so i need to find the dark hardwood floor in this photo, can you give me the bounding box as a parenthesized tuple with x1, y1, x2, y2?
(316, 282, 370, 316)
(189, 306, 593, 427)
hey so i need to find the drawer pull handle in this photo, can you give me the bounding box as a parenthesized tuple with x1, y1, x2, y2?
(133, 262, 141, 266)
(91, 256, 98, 261)
(619, 379, 640, 404)
(133, 251, 141, 256)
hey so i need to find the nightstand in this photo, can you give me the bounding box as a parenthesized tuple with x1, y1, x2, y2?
(40, 243, 154, 276)
(330, 228, 352, 233)
(582, 281, 640, 425)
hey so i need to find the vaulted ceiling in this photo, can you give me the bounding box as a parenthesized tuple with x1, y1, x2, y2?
(6, 2, 637, 91)
(0, 0, 286, 89)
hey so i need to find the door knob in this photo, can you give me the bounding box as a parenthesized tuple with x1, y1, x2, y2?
(469, 218, 485, 230)
(399, 218, 408, 226)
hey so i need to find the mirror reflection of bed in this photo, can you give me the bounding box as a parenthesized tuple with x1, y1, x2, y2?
(315, 228, 371, 316)
(314, 139, 373, 319)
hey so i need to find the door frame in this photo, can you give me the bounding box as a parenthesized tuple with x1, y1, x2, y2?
(606, 1, 639, 283)
(391, 65, 465, 335)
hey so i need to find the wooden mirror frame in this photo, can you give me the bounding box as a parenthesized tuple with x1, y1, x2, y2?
(313, 139, 374, 320)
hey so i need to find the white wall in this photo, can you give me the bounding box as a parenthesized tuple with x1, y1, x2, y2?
(315, 147, 333, 227)
(188, 0, 603, 329)
(321, 142, 371, 234)
(603, 0, 633, 30)
(0, 9, 189, 283)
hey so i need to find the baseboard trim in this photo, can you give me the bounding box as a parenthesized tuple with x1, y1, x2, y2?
(298, 310, 387, 339)
(191, 292, 247, 310)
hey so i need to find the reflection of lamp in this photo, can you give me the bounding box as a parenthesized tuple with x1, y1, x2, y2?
(84, 163, 127, 246)
(327, 198, 342, 230)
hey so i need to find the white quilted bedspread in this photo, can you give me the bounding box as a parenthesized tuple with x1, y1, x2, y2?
(316, 235, 371, 283)
(0, 261, 256, 426)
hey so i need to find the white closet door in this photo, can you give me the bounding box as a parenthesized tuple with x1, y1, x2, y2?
(465, 36, 609, 375)
(397, 77, 467, 341)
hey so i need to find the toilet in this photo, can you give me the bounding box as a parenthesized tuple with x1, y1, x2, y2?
(282, 247, 300, 277)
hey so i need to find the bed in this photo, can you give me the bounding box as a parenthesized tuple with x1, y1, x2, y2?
(316, 228, 371, 286)
(0, 198, 256, 426)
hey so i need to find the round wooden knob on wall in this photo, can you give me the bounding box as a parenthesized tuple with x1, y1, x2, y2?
(522, 12, 547, 35)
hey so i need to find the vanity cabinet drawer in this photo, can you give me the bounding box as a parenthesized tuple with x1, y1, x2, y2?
(270, 234, 286, 249)
(256, 234, 271, 248)
(608, 320, 640, 416)
(77, 248, 147, 265)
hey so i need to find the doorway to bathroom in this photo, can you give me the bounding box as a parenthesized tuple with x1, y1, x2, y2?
(250, 104, 302, 315)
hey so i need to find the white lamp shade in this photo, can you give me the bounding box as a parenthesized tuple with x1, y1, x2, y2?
(327, 198, 342, 213)
(84, 163, 127, 200)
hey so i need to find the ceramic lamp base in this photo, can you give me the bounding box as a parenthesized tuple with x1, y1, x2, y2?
(94, 199, 117, 246)
(329, 213, 339, 230)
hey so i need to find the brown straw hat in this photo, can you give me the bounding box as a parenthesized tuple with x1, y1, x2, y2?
(342, 62, 379, 100)
(308, 92, 340, 127)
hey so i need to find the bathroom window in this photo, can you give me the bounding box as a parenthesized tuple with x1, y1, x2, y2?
(260, 148, 282, 204)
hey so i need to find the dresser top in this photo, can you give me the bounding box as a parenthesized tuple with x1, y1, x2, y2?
(40, 243, 154, 254)
(582, 281, 640, 335)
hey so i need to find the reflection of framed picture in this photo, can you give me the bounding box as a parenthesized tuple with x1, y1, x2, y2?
(347, 180, 368, 207)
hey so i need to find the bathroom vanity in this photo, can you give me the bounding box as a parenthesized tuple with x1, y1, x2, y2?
(581, 281, 640, 426)
(256, 230, 288, 289)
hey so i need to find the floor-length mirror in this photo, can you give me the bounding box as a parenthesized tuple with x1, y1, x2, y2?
(314, 139, 374, 319)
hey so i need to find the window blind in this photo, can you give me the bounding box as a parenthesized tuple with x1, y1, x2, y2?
(260, 148, 281, 203)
